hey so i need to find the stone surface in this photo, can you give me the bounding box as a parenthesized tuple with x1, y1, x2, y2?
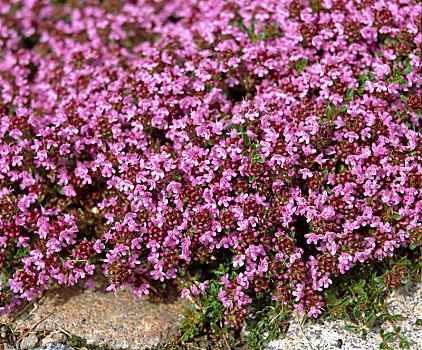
(19, 334, 38, 349)
(1, 273, 190, 349)
(265, 278, 422, 350)
(35, 344, 74, 350)
(40, 333, 67, 347)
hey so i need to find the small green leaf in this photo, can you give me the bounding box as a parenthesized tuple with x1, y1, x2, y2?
(343, 325, 358, 332)
(400, 95, 409, 103)
(325, 291, 336, 303)
(374, 276, 385, 284)
(242, 151, 251, 157)
(252, 154, 265, 164)
(409, 243, 418, 250)
(180, 333, 190, 342)
(399, 80, 409, 85)
(242, 133, 250, 145)
(353, 307, 362, 319)
(325, 107, 332, 117)
(249, 176, 256, 183)
(402, 66, 413, 75)
(379, 342, 389, 349)
(399, 334, 408, 342)
(339, 104, 349, 112)
(393, 66, 400, 76)
(346, 88, 354, 100)
(392, 213, 402, 219)
(415, 319, 422, 326)
(341, 295, 352, 305)
(256, 32, 265, 40)
(390, 315, 403, 321)
(365, 313, 376, 325)
(210, 322, 220, 332)
(392, 75, 403, 83)
(384, 332, 395, 342)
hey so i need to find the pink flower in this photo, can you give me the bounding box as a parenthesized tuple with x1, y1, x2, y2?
(308, 306, 322, 318)
(181, 288, 190, 299)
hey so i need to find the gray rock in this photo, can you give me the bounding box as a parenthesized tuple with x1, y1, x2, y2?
(40, 333, 67, 346)
(2, 343, 15, 350)
(1, 325, 7, 338)
(34, 344, 74, 350)
(265, 279, 422, 350)
(19, 333, 38, 349)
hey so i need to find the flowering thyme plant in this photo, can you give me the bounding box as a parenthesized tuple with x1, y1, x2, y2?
(0, 0, 421, 347)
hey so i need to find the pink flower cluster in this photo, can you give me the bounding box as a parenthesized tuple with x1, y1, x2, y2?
(0, 0, 421, 327)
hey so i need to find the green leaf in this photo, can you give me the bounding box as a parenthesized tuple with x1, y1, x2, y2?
(343, 325, 358, 332)
(252, 154, 265, 164)
(365, 313, 376, 325)
(415, 319, 422, 326)
(399, 80, 409, 85)
(353, 307, 362, 319)
(399, 334, 408, 342)
(325, 107, 332, 117)
(393, 66, 400, 76)
(400, 95, 409, 103)
(256, 32, 265, 41)
(341, 295, 352, 305)
(339, 104, 349, 112)
(390, 315, 403, 321)
(210, 322, 220, 332)
(249, 176, 256, 183)
(325, 291, 336, 303)
(346, 88, 354, 100)
(391, 75, 403, 83)
(409, 243, 418, 250)
(384, 332, 395, 342)
(242, 151, 251, 157)
(374, 276, 385, 284)
(242, 133, 250, 145)
(392, 213, 402, 219)
(402, 66, 413, 75)
(180, 333, 190, 342)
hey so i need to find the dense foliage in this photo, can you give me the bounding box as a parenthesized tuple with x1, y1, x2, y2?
(0, 0, 421, 347)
